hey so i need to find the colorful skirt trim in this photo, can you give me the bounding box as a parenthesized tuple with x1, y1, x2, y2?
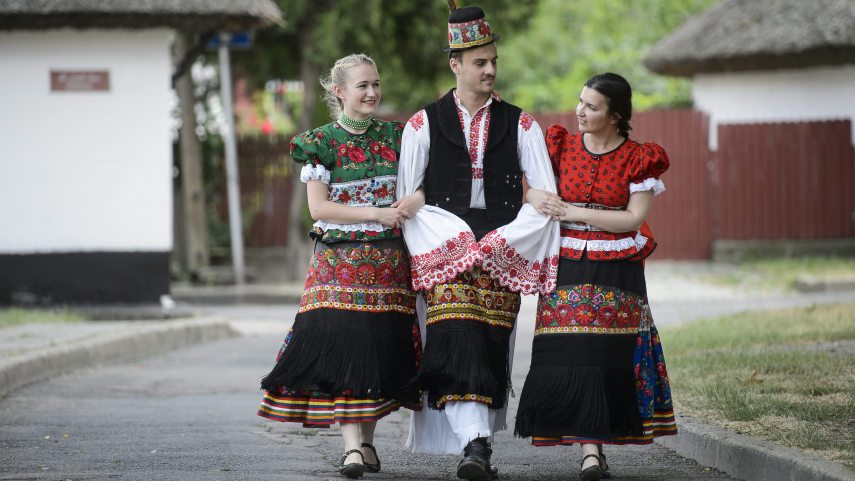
(258, 391, 419, 427)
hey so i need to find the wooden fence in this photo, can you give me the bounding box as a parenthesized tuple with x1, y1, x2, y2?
(223, 113, 855, 260)
(716, 120, 855, 241)
(216, 136, 294, 248)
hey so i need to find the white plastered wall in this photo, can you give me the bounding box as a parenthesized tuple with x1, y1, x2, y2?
(692, 64, 855, 149)
(0, 29, 174, 253)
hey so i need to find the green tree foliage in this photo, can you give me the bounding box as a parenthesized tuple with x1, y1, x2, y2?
(228, 0, 537, 120)
(498, 0, 717, 111)
(228, 0, 715, 119)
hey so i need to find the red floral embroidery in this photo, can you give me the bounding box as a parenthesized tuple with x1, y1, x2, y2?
(356, 264, 376, 284)
(408, 111, 425, 131)
(335, 263, 357, 284)
(519, 112, 535, 131)
(299, 244, 415, 315)
(347, 146, 367, 163)
(535, 284, 644, 334)
(478, 230, 558, 295)
(457, 105, 491, 165)
(410, 231, 483, 292)
(380, 145, 397, 161)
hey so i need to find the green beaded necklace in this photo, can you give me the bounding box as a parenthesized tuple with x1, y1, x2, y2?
(337, 113, 373, 131)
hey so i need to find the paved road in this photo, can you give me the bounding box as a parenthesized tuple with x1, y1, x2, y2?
(0, 297, 739, 481)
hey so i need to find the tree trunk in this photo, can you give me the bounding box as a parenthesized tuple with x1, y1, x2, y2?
(174, 33, 210, 278)
(284, 10, 320, 281)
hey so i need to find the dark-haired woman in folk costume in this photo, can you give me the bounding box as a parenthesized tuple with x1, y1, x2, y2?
(257, 54, 421, 480)
(516, 73, 677, 481)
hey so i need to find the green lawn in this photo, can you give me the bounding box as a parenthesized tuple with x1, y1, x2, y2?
(0, 308, 83, 330)
(703, 257, 855, 291)
(659, 303, 855, 470)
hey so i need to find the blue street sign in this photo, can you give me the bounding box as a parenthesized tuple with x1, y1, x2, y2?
(206, 32, 254, 50)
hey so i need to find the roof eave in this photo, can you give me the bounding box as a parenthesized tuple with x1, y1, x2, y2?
(644, 47, 855, 77)
(0, 12, 283, 32)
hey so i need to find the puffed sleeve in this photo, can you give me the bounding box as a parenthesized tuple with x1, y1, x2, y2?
(628, 142, 670, 196)
(291, 126, 333, 185)
(392, 120, 405, 144)
(544, 124, 569, 174)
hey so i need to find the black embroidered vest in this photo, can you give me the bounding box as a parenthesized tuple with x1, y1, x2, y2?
(423, 89, 524, 222)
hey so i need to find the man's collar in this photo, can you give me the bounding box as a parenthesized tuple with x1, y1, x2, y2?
(452, 89, 503, 116)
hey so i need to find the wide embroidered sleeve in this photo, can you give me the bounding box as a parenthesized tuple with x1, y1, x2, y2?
(545, 124, 569, 174)
(291, 127, 333, 185)
(397, 112, 430, 198)
(628, 142, 670, 196)
(477, 114, 561, 295)
(397, 110, 482, 292)
(518, 115, 558, 191)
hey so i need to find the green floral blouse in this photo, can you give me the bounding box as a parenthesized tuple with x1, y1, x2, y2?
(291, 119, 404, 244)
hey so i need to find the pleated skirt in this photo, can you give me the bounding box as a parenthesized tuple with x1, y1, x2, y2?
(413, 265, 521, 410)
(257, 239, 422, 426)
(514, 255, 676, 445)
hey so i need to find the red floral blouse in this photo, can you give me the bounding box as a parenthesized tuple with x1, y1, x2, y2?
(545, 126, 670, 261)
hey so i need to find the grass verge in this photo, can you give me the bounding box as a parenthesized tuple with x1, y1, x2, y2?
(0, 308, 83, 330)
(702, 256, 855, 291)
(659, 302, 855, 470)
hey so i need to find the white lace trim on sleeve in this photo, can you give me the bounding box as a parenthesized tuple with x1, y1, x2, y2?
(300, 164, 331, 184)
(629, 177, 665, 196)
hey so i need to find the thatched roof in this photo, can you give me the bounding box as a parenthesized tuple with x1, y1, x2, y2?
(0, 0, 283, 32)
(644, 0, 855, 77)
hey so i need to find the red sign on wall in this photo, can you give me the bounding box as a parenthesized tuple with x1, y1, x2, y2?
(50, 70, 110, 92)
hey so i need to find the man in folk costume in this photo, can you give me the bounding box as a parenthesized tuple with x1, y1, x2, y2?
(393, 3, 560, 480)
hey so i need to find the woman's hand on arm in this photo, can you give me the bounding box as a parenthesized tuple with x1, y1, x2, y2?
(526, 188, 565, 218)
(558, 191, 653, 233)
(391, 188, 425, 219)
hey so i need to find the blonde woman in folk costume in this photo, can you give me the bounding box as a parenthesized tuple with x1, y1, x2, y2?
(257, 54, 421, 479)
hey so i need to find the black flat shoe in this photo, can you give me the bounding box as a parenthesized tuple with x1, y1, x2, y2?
(597, 446, 611, 479)
(579, 453, 602, 481)
(339, 449, 365, 479)
(361, 442, 381, 473)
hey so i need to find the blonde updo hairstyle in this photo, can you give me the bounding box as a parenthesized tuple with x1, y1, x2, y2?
(319, 53, 377, 119)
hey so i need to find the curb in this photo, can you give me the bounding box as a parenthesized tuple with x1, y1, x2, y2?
(794, 275, 855, 293)
(171, 284, 304, 305)
(656, 415, 854, 481)
(0, 317, 237, 398)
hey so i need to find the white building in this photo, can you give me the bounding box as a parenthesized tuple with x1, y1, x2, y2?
(644, 0, 855, 149)
(0, 0, 280, 304)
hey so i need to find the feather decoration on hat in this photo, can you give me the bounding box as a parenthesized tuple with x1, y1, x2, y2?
(447, 0, 461, 12)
